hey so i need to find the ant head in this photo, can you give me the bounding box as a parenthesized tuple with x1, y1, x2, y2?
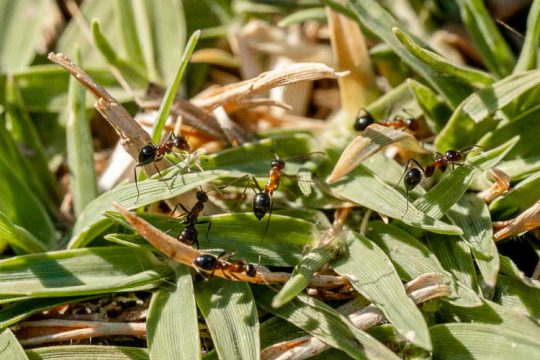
(173, 135, 190, 152)
(404, 168, 422, 191)
(196, 190, 208, 202)
(445, 150, 462, 162)
(353, 112, 375, 131)
(405, 118, 419, 131)
(138, 144, 156, 164)
(271, 158, 285, 169)
(193, 254, 217, 271)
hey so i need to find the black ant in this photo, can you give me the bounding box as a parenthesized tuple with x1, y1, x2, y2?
(400, 146, 485, 212)
(134, 132, 190, 202)
(171, 188, 211, 249)
(353, 108, 419, 132)
(192, 252, 257, 279)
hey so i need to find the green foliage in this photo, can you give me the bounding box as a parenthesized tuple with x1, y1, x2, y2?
(0, 0, 539, 358)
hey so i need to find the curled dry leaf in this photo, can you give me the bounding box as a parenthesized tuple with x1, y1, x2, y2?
(191, 62, 348, 109)
(478, 167, 511, 203)
(113, 203, 349, 288)
(261, 273, 449, 360)
(493, 200, 540, 241)
(327, 124, 426, 183)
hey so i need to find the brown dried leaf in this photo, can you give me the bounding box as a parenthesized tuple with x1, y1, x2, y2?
(493, 200, 540, 241)
(479, 167, 511, 203)
(326, 124, 426, 183)
(191, 62, 348, 109)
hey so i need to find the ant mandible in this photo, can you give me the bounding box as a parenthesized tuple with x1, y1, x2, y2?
(193, 252, 257, 279)
(353, 108, 419, 132)
(134, 132, 190, 202)
(171, 188, 211, 249)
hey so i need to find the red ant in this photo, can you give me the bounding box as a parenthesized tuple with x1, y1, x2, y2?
(353, 108, 419, 132)
(134, 132, 190, 202)
(193, 252, 257, 279)
(171, 188, 211, 249)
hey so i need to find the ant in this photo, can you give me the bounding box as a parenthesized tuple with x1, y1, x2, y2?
(353, 108, 419, 132)
(134, 132, 190, 202)
(171, 188, 211, 249)
(399, 146, 485, 211)
(193, 252, 257, 279)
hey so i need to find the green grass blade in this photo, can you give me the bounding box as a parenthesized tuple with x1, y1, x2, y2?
(406, 79, 452, 134)
(113, 0, 146, 70)
(341, 0, 470, 107)
(499, 256, 540, 289)
(414, 136, 518, 219)
(426, 234, 479, 295)
(447, 195, 499, 290)
(147, 264, 199, 360)
(456, 0, 515, 77)
(367, 221, 481, 307)
(495, 275, 540, 318)
(0, 247, 171, 297)
(0, 0, 48, 72)
(0, 210, 46, 254)
(254, 285, 399, 360)
(0, 296, 97, 330)
(332, 231, 431, 350)
(152, 30, 200, 143)
(195, 279, 259, 360)
(0, 328, 28, 360)
(105, 211, 317, 266)
(394, 28, 494, 87)
(329, 165, 462, 235)
(514, 0, 540, 72)
(272, 242, 338, 308)
(91, 20, 148, 91)
(67, 48, 98, 217)
(431, 323, 540, 359)
(26, 346, 149, 360)
(70, 170, 226, 248)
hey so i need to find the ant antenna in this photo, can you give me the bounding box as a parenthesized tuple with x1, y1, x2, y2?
(495, 19, 525, 40)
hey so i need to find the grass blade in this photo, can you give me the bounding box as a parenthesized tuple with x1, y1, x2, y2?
(0, 210, 46, 254)
(490, 171, 540, 218)
(195, 279, 259, 360)
(113, 0, 146, 70)
(26, 345, 149, 360)
(447, 195, 499, 290)
(456, 0, 515, 77)
(341, 0, 470, 106)
(0, 247, 171, 297)
(514, 0, 540, 72)
(67, 49, 98, 216)
(147, 264, 199, 360)
(407, 79, 452, 134)
(367, 221, 481, 307)
(495, 274, 540, 319)
(0, 328, 28, 360)
(431, 323, 540, 359)
(332, 231, 431, 350)
(152, 30, 200, 143)
(254, 285, 399, 360)
(329, 165, 462, 235)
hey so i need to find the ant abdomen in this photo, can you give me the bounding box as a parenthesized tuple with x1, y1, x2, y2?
(253, 193, 271, 220)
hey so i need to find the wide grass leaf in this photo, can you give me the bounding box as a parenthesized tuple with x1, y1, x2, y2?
(254, 286, 399, 360)
(447, 195, 499, 290)
(490, 171, 540, 218)
(26, 346, 148, 360)
(0, 211, 46, 254)
(195, 279, 259, 360)
(514, 0, 540, 72)
(332, 231, 432, 350)
(147, 264, 199, 360)
(329, 165, 462, 235)
(0, 247, 171, 297)
(0, 328, 27, 360)
(431, 323, 540, 359)
(367, 221, 481, 307)
(495, 275, 540, 319)
(407, 79, 452, 134)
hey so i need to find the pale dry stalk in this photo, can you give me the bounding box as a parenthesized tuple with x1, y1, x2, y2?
(478, 168, 511, 203)
(493, 200, 540, 241)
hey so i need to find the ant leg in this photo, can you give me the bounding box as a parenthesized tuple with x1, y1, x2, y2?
(134, 165, 142, 204)
(153, 163, 172, 191)
(197, 220, 212, 242)
(459, 145, 490, 155)
(170, 202, 190, 217)
(232, 176, 260, 212)
(397, 159, 424, 186)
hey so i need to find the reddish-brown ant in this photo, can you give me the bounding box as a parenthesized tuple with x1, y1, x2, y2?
(192, 252, 257, 279)
(399, 146, 485, 212)
(171, 188, 211, 249)
(134, 132, 190, 202)
(353, 108, 419, 132)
